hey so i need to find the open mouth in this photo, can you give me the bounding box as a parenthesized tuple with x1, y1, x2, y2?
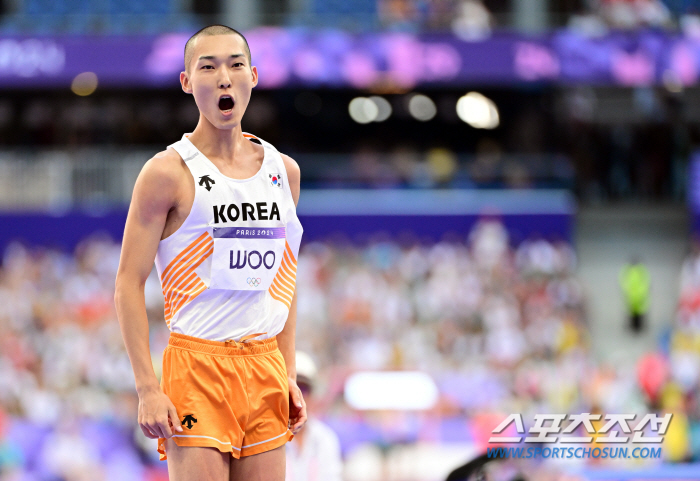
(218, 95, 234, 112)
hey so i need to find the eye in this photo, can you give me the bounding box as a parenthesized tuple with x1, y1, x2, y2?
(200, 65, 214, 70)
(233, 62, 244, 67)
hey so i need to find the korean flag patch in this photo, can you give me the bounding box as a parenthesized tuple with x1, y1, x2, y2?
(269, 173, 283, 188)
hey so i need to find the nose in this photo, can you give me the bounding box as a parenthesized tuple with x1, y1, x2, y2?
(218, 70, 232, 89)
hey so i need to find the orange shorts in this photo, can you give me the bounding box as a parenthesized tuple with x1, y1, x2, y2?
(157, 332, 293, 460)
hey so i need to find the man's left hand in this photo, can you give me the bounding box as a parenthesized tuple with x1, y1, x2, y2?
(288, 376, 307, 434)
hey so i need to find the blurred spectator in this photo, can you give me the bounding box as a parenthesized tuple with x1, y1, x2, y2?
(503, 159, 532, 188)
(378, 0, 422, 31)
(425, 147, 458, 185)
(451, 0, 493, 41)
(389, 145, 422, 185)
(619, 255, 651, 332)
(680, 14, 700, 37)
(286, 351, 343, 481)
(567, 12, 609, 37)
(599, 0, 673, 29)
(351, 144, 402, 187)
(468, 138, 503, 186)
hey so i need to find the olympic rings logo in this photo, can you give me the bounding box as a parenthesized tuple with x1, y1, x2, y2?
(247, 277, 262, 287)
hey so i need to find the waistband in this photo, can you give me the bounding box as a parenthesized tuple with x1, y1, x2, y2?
(168, 332, 278, 356)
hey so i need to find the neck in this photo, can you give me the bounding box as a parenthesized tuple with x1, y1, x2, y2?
(187, 113, 249, 161)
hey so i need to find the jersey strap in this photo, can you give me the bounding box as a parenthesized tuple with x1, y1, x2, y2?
(168, 136, 200, 164)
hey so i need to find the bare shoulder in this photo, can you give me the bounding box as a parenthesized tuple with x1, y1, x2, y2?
(141, 148, 189, 187)
(133, 148, 188, 210)
(280, 153, 300, 180)
(144, 148, 187, 180)
(280, 153, 300, 206)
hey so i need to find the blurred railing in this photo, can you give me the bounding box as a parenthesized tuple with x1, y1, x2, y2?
(0, 9, 661, 35)
(295, 152, 575, 190)
(0, 149, 148, 209)
(0, 149, 574, 210)
(0, 13, 200, 34)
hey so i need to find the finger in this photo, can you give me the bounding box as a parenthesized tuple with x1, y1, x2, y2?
(292, 420, 306, 434)
(159, 418, 174, 438)
(148, 421, 167, 439)
(168, 405, 183, 433)
(290, 400, 306, 421)
(290, 387, 303, 409)
(292, 408, 308, 433)
(140, 424, 157, 439)
(289, 414, 299, 427)
(292, 413, 307, 429)
(145, 423, 163, 439)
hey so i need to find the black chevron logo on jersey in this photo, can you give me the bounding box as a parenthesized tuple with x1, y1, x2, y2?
(199, 175, 215, 191)
(182, 414, 197, 429)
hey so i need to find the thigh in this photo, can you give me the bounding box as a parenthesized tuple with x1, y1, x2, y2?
(166, 438, 231, 481)
(229, 444, 285, 481)
(241, 349, 293, 457)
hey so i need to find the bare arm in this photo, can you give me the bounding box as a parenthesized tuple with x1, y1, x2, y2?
(277, 293, 298, 383)
(115, 149, 185, 439)
(277, 153, 306, 433)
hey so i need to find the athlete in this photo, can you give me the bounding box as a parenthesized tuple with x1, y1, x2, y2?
(115, 25, 306, 481)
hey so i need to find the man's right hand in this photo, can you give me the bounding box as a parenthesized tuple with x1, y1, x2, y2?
(138, 386, 183, 439)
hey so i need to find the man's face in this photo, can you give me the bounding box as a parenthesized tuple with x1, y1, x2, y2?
(180, 34, 258, 130)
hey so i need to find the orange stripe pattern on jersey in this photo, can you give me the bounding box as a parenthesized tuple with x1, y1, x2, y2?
(268, 241, 297, 308)
(161, 232, 213, 325)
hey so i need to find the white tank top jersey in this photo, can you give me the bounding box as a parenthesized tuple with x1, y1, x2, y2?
(153, 133, 303, 342)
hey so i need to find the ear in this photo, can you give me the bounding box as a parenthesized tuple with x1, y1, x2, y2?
(251, 65, 258, 88)
(180, 71, 193, 94)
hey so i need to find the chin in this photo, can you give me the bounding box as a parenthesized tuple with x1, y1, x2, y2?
(216, 121, 238, 130)
(206, 113, 240, 130)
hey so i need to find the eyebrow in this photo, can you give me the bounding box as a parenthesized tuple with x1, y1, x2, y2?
(198, 54, 246, 61)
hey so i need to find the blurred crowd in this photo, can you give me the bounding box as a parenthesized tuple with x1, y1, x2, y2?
(376, 0, 493, 39)
(295, 219, 587, 401)
(4, 0, 700, 35)
(0, 237, 166, 480)
(650, 240, 700, 460)
(1, 220, 699, 480)
(308, 141, 574, 189)
(376, 0, 700, 35)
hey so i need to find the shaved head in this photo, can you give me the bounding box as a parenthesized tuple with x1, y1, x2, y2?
(184, 25, 251, 73)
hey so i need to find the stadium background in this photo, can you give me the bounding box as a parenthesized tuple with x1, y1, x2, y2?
(1, 0, 700, 480)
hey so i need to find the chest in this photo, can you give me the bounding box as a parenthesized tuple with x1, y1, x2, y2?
(193, 168, 288, 227)
(208, 154, 263, 180)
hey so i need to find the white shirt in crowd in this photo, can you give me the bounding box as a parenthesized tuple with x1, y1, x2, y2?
(285, 418, 343, 481)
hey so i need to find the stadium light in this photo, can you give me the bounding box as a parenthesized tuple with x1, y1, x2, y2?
(456, 92, 499, 129)
(349, 97, 379, 124)
(344, 371, 439, 410)
(71, 72, 98, 96)
(368, 96, 392, 122)
(408, 94, 437, 121)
